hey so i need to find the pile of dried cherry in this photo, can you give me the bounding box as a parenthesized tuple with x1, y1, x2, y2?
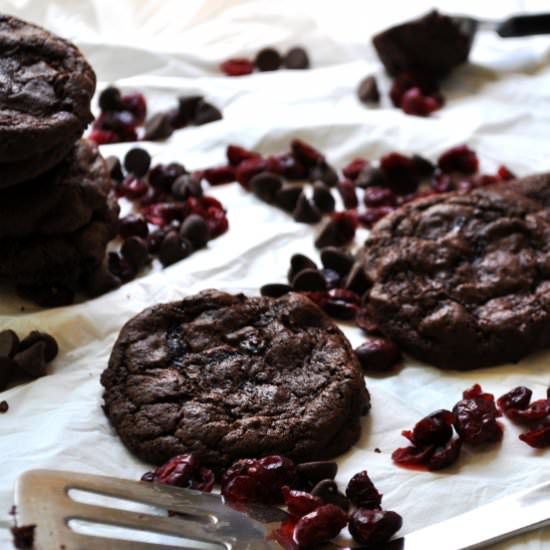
(142, 453, 402, 548)
(89, 86, 222, 144)
(221, 46, 310, 76)
(84, 147, 229, 298)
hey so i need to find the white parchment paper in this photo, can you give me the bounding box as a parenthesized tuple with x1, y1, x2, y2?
(1, 0, 550, 547)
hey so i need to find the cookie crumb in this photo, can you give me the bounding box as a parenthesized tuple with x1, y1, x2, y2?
(374, 447, 381, 453)
(0, 400, 8, 413)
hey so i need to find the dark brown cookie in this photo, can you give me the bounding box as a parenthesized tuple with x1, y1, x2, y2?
(102, 290, 370, 468)
(359, 174, 550, 369)
(0, 140, 113, 238)
(0, 15, 96, 187)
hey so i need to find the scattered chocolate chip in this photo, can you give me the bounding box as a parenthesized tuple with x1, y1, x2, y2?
(83, 263, 122, 298)
(311, 479, 350, 511)
(275, 184, 303, 212)
(119, 214, 149, 239)
(293, 193, 322, 223)
(374, 447, 381, 453)
(0, 400, 8, 413)
(357, 75, 380, 104)
(297, 461, 338, 486)
(412, 154, 436, 177)
(171, 174, 203, 200)
(260, 283, 292, 298)
(13, 341, 49, 378)
(108, 251, 137, 282)
(320, 247, 355, 276)
(255, 47, 282, 71)
(144, 113, 174, 141)
(16, 284, 74, 308)
(178, 95, 203, 121)
(193, 101, 222, 125)
(0, 330, 19, 358)
(18, 331, 58, 363)
(105, 155, 124, 182)
(312, 182, 335, 213)
(121, 237, 150, 270)
(309, 161, 338, 187)
(124, 147, 151, 177)
(0, 357, 17, 391)
(292, 268, 327, 292)
(345, 263, 371, 295)
(159, 232, 191, 266)
(284, 47, 310, 69)
(98, 86, 122, 111)
(321, 268, 341, 289)
(315, 216, 355, 248)
(288, 253, 317, 283)
(355, 165, 387, 188)
(146, 228, 166, 253)
(180, 214, 209, 250)
(250, 172, 284, 204)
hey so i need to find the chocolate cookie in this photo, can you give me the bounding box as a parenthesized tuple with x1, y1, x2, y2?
(0, 140, 113, 238)
(360, 174, 550, 369)
(0, 15, 96, 187)
(102, 290, 370, 468)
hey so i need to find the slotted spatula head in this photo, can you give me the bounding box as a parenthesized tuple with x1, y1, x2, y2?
(15, 469, 287, 550)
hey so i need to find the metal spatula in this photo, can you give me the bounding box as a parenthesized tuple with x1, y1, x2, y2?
(14, 469, 550, 549)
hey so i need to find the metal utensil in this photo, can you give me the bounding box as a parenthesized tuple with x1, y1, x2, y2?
(453, 12, 550, 40)
(15, 470, 550, 549)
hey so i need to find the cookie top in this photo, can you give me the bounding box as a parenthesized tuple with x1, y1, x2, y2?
(102, 290, 370, 468)
(0, 15, 96, 168)
(360, 174, 550, 369)
(0, 139, 113, 238)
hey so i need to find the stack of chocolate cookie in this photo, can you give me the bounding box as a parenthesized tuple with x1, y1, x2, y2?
(0, 15, 119, 305)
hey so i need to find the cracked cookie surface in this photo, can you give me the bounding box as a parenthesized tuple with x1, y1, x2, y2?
(360, 173, 550, 369)
(102, 290, 370, 468)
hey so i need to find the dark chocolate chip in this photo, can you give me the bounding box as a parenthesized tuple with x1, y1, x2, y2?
(178, 95, 203, 121)
(124, 147, 151, 177)
(297, 461, 338, 486)
(0, 357, 17, 391)
(0, 330, 19, 358)
(83, 263, 122, 298)
(311, 479, 350, 511)
(355, 165, 387, 188)
(260, 283, 292, 298)
(16, 284, 74, 308)
(18, 331, 58, 363)
(193, 101, 222, 125)
(284, 47, 310, 69)
(345, 262, 371, 295)
(105, 156, 123, 182)
(250, 172, 284, 204)
(144, 113, 174, 141)
(309, 162, 338, 187)
(171, 174, 203, 200)
(159, 232, 191, 266)
(180, 214, 209, 250)
(147, 228, 167, 253)
(119, 214, 149, 239)
(108, 251, 137, 282)
(275, 184, 303, 212)
(320, 247, 355, 276)
(98, 86, 122, 111)
(312, 181, 335, 213)
(288, 253, 318, 283)
(13, 341, 49, 378)
(292, 268, 327, 292)
(412, 154, 436, 177)
(255, 48, 282, 71)
(121, 237, 150, 270)
(321, 268, 341, 289)
(357, 75, 380, 104)
(293, 193, 322, 223)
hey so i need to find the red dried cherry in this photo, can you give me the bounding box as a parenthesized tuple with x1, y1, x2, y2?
(392, 444, 434, 466)
(342, 158, 369, 180)
(400, 86, 441, 117)
(203, 165, 235, 185)
(292, 504, 348, 547)
(121, 92, 147, 124)
(235, 157, 271, 189)
(438, 145, 479, 175)
(411, 409, 454, 447)
(226, 145, 261, 166)
(355, 306, 381, 335)
(497, 386, 532, 413)
(220, 58, 254, 76)
(345, 470, 382, 509)
(363, 186, 397, 207)
(453, 390, 503, 445)
(427, 437, 462, 471)
(337, 179, 358, 209)
(380, 152, 419, 195)
(349, 508, 402, 546)
(281, 486, 323, 517)
(505, 399, 550, 424)
(519, 424, 550, 448)
(290, 139, 324, 167)
(355, 338, 402, 373)
(357, 206, 395, 227)
(141, 454, 214, 492)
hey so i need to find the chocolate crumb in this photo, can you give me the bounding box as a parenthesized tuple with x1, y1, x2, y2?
(0, 401, 8, 413)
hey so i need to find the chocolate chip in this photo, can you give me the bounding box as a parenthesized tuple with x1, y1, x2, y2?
(250, 172, 283, 204)
(19, 331, 58, 362)
(293, 193, 322, 223)
(121, 237, 150, 270)
(83, 263, 122, 298)
(144, 113, 174, 141)
(105, 156, 123, 182)
(0, 357, 17, 391)
(146, 228, 166, 253)
(0, 400, 8, 413)
(0, 330, 19, 358)
(321, 268, 341, 288)
(315, 214, 356, 249)
(260, 283, 292, 298)
(357, 75, 380, 104)
(309, 162, 338, 187)
(16, 284, 74, 308)
(178, 95, 203, 122)
(345, 262, 371, 295)
(119, 214, 149, 239)
(288, 253, 317, 283)
(13, 341, 49, 378)
(320, 247, 355, 276)
(193, 100, 222, 125)
(108, 251, 137, 282)
(284, 47, 310, 69)
(275, 184, 303, 212)
(312, 181, 335, 213)
(98, 86, 122, 111)
(124, 147, 151, 177)
(159, 232, 191, 266)
(180, 214, 209, 250)
(255, 48, 282, 71)
(355, 165, 387, 188)
(171, 174, 203, 200)
(311, 479, 350, 511)
(297, 461, 338, 486)
(412, 154, 435, 177)
(292, 268, 327, 292)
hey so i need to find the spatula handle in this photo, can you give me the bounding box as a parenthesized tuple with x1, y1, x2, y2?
(497, 13, 550, 37)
